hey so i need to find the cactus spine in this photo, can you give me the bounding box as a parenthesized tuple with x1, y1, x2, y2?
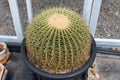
(25, 7, 92, 73)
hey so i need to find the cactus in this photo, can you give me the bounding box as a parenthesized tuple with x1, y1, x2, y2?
(25, 7, 92, 73)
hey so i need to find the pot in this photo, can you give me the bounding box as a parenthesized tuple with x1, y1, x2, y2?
(0, 42, 7, 58)
(21, 38, 96, 80)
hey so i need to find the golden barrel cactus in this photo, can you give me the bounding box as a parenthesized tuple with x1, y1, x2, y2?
(25, 7, 92, 73)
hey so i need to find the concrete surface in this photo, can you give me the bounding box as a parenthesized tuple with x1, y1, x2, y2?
(4, 52, 120, 80)
(96, 56, 120, 80)
(5, 52, 35, 80)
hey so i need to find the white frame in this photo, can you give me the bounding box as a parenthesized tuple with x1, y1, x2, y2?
(0, 0, 23, 43)
(0, 0, 120, 47)
(26, 0, 33, 22)
(83, 0, 120, 47)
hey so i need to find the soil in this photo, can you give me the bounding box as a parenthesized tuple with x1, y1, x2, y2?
(0, 0, 120, 38)
(0, 49, 3, 52)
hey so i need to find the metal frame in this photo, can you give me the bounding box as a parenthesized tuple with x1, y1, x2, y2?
(83, 0, 93, 25)
(0, 0, 120, 47)
(26, 0, 33, 22)
(89, 0, 102, 36)
(95, 38, 120, 47)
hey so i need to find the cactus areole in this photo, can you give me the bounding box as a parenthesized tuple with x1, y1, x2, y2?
(25, 8, 96, 75)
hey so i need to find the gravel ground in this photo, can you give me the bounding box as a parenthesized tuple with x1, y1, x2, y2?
(0, 0, 15, 36)
(32, 0, 83, 16)
(0, 0, 28, 36)
(95, 0, 120, 39)
(0, 0, 120, 39)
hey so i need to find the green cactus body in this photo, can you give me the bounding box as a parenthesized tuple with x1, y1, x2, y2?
(25, 7, 92, 73)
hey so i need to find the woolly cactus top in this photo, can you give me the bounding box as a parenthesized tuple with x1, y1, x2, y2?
(25, 7, 92, 74)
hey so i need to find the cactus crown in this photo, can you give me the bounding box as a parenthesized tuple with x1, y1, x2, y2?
(25, 7, 92, 73)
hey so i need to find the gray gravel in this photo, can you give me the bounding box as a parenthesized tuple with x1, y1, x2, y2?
(32, 0, 83, 16)
(95, 0, 120, 39)
(0, 0, 15, 36)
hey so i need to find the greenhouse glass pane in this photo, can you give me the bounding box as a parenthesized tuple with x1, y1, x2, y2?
(32, 0, 84, 17)
(0, 0, 16, 36)
(95, 0, 120, 39)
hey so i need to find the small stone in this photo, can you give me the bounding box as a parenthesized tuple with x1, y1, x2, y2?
(106, 33, 111, 37)
(112, 48, 116, 51)
(0, 27, 3, 32)
(117, 48, 120, 51)
(115, 11, 119, 16)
